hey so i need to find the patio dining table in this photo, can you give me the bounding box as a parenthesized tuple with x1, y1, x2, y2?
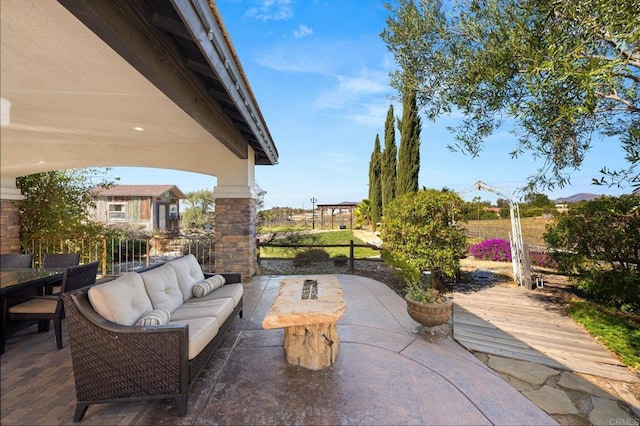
(0, 268, 66, 353)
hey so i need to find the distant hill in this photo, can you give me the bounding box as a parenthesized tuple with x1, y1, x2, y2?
(554, 193, 602, 203)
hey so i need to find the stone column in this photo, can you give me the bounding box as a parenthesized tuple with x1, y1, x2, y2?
(213, 196, 257, 281)
(0, 178, 25, 254)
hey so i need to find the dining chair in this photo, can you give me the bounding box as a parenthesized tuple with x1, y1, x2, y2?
(43, 253, 80, 269)
(0, 253, 33, 270)
(3, 261, 99, 350)
(43, 253, 81, 294)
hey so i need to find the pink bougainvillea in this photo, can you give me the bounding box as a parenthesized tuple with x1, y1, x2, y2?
(469, 239, 512, 262)
(469, 239, 557, 268)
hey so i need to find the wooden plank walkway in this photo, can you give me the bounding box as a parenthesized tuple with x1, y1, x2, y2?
(451, 284, 639, 383)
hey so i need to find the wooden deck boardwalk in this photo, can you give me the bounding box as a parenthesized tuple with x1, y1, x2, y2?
(451, 283, 639, 384)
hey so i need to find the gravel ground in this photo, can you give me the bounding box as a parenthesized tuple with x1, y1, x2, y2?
(259, 258, 409, 296)
(257, 257, 496, 297)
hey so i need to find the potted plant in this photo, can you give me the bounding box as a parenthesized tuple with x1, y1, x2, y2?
(404, 271, 453, 336)
(381, 189, 467, 340)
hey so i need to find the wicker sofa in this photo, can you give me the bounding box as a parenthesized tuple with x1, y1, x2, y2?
(63, 255, 243, 422)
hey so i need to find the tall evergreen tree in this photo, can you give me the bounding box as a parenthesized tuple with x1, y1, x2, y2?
(368, 134, 383, 229)
(381, 104, 397, 211)
(396, 89, 421, 196)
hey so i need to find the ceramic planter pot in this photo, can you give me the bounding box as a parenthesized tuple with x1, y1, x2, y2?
(405, 295, 453, 329)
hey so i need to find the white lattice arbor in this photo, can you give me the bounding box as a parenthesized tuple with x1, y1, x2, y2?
(461, 181, 526, 287)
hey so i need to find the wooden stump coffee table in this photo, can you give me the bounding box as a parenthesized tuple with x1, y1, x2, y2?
(262, 275, 346, 370)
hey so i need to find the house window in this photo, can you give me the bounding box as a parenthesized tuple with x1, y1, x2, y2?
(108, 203, 127, 221)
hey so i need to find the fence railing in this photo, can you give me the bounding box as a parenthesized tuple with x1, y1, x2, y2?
(25, 236, 216, 276)
(257, 239, 382, 273)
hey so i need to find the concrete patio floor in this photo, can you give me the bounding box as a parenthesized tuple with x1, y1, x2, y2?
(1, 274, 555, 425)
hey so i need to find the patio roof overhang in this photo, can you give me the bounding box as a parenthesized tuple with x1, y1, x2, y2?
(0, 0, 278, 189)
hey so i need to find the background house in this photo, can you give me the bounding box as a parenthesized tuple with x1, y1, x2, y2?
(92, 185, 185, 234)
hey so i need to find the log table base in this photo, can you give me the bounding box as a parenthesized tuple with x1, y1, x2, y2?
(263, 276, 345, 370)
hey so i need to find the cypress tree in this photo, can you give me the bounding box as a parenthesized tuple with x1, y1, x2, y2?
(368, 134, 383, 229)
(381, 104, 397, 211)
(396, 90, 421, 196)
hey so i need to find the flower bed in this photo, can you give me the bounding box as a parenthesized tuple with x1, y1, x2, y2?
(469, 239, 557, 268)
(469, 239, 512, 262)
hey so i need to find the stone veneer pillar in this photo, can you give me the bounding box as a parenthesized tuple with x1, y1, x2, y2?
(214, 197, 257, 282)
(0, 199, 21, 253)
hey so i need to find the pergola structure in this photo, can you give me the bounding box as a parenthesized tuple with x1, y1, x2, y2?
(0, 0, 278, 280)
(316, 202, 358, 230)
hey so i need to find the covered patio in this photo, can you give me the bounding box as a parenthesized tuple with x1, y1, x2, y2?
(0, 274, 554, 425)
(1, 0, 278, 280)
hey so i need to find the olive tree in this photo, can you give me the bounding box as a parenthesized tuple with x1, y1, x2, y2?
(382, 0, 639, 191)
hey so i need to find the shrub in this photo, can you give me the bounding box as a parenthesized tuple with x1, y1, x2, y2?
(469, 239, 512, 262)
(332, 254, 349, 267)
(575, 269, 640, 313)
(108, 238, 148, 260)
(382, 189, 467, 285)
(293, 249, 330, 267)
(544, 194, 639, 310)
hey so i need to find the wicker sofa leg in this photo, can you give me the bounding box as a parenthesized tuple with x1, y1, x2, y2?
(176, 394, 188, 417)
(74, 403, 89, 422)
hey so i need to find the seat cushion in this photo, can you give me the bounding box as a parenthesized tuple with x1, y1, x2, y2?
(174, 297, 235, 323)
(88, 272, 153, 325)
(9, 298, 58, 314)
(140, 264, 183, 312)
(193, 283, 243, 306)
(166, 255, 205, 302)
(169, 316, 219, 360)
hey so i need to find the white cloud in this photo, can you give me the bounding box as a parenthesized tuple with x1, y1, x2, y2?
(315, 72, 389, 110)
(346, 103, 390, 127)
(254, 40, 352, 74)
(246, 0, 293, 21)
(293, 24, 313, 38)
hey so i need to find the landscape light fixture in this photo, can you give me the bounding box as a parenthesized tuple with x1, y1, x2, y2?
(310, 197, 317, 230)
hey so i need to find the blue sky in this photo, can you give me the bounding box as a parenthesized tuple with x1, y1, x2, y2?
(108, 0, 631, 209)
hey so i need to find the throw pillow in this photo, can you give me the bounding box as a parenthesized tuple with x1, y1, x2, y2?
(135, 308, 171, 326)
(192, 274, 226, 298)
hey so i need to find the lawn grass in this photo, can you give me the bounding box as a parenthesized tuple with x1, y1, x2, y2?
(260, 230, 380, 259)
(566, 300, 640, 371)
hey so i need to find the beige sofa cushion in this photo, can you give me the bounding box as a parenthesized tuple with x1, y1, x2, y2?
(166, 255, 205, 302)
(140, 264, 184, 312)
(174, 297, 235, 323)
(192, 283, 243, 306)
(88, 272, 153, 325)
(169, 317, 219, 360)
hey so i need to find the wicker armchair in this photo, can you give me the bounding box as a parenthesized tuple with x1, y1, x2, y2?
(63, 272, 242, 422)
(0, 253, 33, 269)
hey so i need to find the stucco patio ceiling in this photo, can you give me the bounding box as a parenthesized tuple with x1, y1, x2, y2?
(1, 0, 277, 183)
